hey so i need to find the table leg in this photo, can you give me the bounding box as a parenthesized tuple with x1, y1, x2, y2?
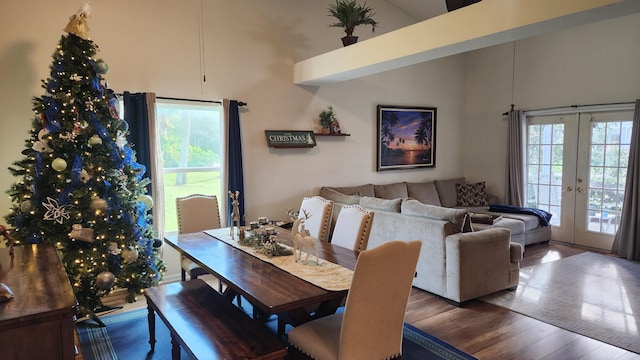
(147, 304, 156, 351)
(171, 333, 181, 360)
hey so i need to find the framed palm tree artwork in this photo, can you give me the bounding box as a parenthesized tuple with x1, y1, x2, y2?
(376, 105, 437, 171)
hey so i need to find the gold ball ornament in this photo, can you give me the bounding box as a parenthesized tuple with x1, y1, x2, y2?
(95, 271, 115, 289)
(90, 198, 108, 212)
(88, 135, 102, 147)
(52, 158, 67, 172)
(138, 195, 154, 210)
(122, 247, 139, 264)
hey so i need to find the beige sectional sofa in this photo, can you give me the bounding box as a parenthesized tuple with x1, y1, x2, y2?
(317, 178, 550, 304)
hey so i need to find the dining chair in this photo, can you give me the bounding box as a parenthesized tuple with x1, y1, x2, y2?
(176, 194, 222, 284)
(330, 205, 374, 252)
(287, 240, 421, 360)
(298, 196, 333, 243)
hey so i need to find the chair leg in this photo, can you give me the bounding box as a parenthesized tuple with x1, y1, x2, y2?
(181, 269, 186, 282)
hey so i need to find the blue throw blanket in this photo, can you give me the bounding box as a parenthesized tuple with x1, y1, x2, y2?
(489, 204, 553, 226)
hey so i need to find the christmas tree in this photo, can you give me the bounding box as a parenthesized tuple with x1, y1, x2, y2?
(4, 5, 164, 320)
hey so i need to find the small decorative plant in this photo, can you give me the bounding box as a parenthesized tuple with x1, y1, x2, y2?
(319, 106, 337, 133)
(328, 0, 378, 46)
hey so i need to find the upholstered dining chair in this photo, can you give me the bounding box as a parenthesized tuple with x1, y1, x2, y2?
(298, 196, 333, 243)
(330, 205, 374, 252)
(287, 240, 421, 360)
(176, 194, 222, 283)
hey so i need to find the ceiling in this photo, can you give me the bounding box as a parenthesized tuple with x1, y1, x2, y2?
(384, 0, 449, 21)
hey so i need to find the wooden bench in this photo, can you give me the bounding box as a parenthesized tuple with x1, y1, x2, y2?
(144, 279, 287, 360)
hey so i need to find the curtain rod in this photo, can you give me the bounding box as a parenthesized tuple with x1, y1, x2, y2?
(503, 101, 635, 116)
(116, 93, 247, 106)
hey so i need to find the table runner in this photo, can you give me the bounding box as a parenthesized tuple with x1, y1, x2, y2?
(204, 229, 353, 291)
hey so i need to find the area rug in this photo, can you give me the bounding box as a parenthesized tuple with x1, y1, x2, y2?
(481, 252, 640, 354)
(78, 308, 476, 360)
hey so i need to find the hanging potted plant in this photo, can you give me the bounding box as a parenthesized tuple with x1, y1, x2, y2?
(319, 106, 336, 134)
(328, 0, 378, 47)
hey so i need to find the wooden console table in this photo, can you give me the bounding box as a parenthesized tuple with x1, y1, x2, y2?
(0, 244, 78, 360)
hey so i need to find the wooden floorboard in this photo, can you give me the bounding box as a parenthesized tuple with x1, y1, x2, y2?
(76, 243, 640, 359)
(405, 241, 640, 359)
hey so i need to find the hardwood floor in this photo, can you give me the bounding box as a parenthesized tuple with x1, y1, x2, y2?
(77, 242, 640, 360)
(405, 242, 640, 360)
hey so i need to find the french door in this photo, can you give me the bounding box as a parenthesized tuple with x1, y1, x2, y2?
(526, 107, 633, 250)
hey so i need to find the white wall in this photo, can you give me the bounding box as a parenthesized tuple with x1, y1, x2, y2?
(463, 12, 640, 199)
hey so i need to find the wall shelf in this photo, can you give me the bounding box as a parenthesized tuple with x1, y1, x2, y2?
(314, 133, 350, 137)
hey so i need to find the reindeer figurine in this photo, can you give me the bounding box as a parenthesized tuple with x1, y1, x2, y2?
(288, 208, 319, 265)
(229, 191, 240, 238)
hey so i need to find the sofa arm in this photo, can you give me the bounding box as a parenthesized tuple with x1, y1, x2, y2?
(445, 228, 512, 303)
(510, 243, 523, 262)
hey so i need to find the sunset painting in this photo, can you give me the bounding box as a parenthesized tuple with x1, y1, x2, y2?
(377, 105, 437, 171)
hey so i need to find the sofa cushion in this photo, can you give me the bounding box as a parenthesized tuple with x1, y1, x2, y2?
(434, 177, 466, 208)
(406, 182, 441, 206)
(456, 182, 489, 207)
(401, 199, 471, 233)
(359, 196, 402, 213)
(320, 187, 361, 205)
(326, 184, 375, 197)
(373, 183, 408, 199)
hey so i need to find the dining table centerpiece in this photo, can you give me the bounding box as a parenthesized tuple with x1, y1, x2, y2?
(239, 228, 293, 257)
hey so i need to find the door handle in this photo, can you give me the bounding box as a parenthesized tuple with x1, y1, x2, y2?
(576, 187, 585, 193)
(566, 186, 573, 192)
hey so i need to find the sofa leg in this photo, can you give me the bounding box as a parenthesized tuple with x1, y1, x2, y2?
(508, 285, 518, 291)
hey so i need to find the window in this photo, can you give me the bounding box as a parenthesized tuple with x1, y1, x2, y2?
(155, 100, 223, 232)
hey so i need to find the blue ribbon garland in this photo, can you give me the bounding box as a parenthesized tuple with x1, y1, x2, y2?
(43, 97, 61, 134)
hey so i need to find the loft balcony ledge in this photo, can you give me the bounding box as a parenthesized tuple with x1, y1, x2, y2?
(293, 0, 640, 86)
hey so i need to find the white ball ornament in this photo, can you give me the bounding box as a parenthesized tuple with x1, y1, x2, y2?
(20, 200, 33, 212)
(122, 247, 139, 264)
(88, 135, 103, 147)
(96, 271, 115, 289)
(138, 195, 154, 210)
(52, 158, 67, 172)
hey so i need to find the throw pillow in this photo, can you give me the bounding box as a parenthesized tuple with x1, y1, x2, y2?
(359, 196, 402, 213)
(456, 182, 489, 207)
(406, 182, 441, 206)
(373, 183, 408, 199)
(327, 184, 375, 197)
(320, 187, 361, 205)
(434, 177, 466, 208)
(401, 199, 471, 233)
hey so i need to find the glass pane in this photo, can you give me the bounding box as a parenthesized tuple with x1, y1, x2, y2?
(590, 166, 604, 188)
(550, 185, 562, 206)
(528, 165, 539, 183)
(591, 122, 606, 144)
(606, 122, 621, 144)
(590, 145, 604, 166)
(542, 125, 553, 144)
(527, 184, 538, 207)
(539, 185, 550, 204)
(529, 145, 540, 164)
(540, 165, 551, 184)
(541, 145, 552, 165)
(553, 124, 564, 144)
(619, 144, 630, 168)
(604, 167, 618, 189)
(549, 205, 561, 226)
(618, 168, 627, 190)
(529, 125, 541, 145)
(621, 122, 632, 144)
(605, 144, 619, 167)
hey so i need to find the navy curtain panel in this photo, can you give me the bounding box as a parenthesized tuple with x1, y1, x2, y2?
(123, 92, 153, 196)
(227, 100, 245, 226)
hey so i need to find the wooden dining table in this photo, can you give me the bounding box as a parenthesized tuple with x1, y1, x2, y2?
(164, 227, 357, 334)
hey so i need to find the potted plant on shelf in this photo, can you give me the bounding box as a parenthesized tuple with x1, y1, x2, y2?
(328, 0, 378, 47)
(319, 106, 336, 134)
